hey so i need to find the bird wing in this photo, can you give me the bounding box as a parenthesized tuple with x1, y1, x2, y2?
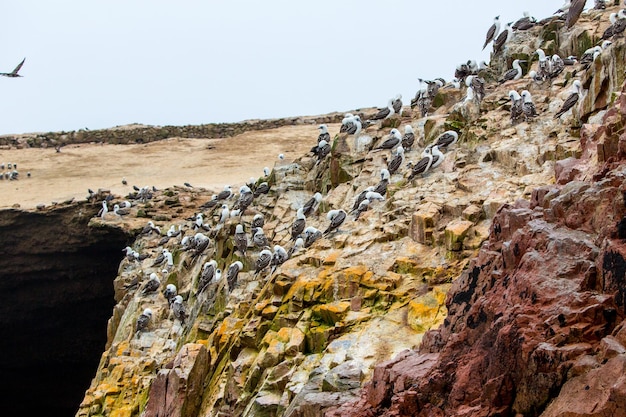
(483, 24, 497, 49)
(555, 92, 579, 118)
(371, 107, 390, 120)
(11, 58, 25, 75)
(392, 99, 402, 114)
(566, 0, 585, 28)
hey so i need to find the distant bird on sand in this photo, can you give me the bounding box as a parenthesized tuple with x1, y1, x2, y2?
(0, 58, 25, 77)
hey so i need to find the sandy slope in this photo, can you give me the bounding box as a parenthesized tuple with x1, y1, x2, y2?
(0, 124, 338, 209)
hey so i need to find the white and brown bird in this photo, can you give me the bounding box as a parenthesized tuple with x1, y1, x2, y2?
(555, 80, 582, 119)
(482, 16, 501, 50)
(509, 90, 524, 125)
(323, 209, 347, 236)
(433, 131, 459, 150)
(521, 90, 538, 120)
(302, 192, 322, 217)
(370, 98, 396, 121)
(254, 249, 273, 276)
(407, 152, 434, 180)
(499, 59, 525, 83)
(401, 125, 415, 150)
(172, 296, 187, 324)
(0, 58, 25, 77)
(317, 124, 331, 143)
(493, 22, 513, 54)
(373, 128, 402, 151)
(386, 146, 405, 175)
(226, 261, 243, 291)
(136, 308, 153, 334)
(233, 224, 248, 255)
(291, 208, 306, 240)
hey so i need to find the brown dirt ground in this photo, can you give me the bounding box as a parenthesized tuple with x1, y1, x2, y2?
(0, 124, 339, 209)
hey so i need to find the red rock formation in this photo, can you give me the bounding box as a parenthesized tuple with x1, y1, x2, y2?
(328, 77, 626, 417)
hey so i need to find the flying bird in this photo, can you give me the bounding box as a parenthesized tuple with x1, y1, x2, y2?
(0, 58, 25, 77)
(566, 0, 586, 28)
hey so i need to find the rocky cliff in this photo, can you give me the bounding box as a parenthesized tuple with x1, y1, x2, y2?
(5, 4, 626, 417)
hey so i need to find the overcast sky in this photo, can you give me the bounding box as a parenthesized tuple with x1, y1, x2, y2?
(1, 1, 594, 135)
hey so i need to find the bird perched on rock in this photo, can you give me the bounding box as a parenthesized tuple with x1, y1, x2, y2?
(288, 237, 305, 257)
(482, 16, 501, 50)
(237, 185, 254, 215)
(513, 11, 536, 31)
(172, 296, 187, 324)
(163, 284, 177, 305)
(369, 98, 396, 121)
(433, 131, 459, 151)
(198, 260, 218, 293)
(535, 49, 550, 81)
(234, 225, 248, 255)
(555, 80, 582, 119)
(373, 129, 402, 151)
(353, 199, 370, 220)
(291, 208, 306, 240)
(270, 245, 289, 275)
(401, 125, 415, 150)
(499, 59, 525, 83)
(466, 75, 485, 103)
(352, 186, 375, 213)
(317, 124, 331, 143)
(215, 185, 232, 201)
(192, 233, 211, 257)
(521, 90, 538, 120)
(508, 90, 524, 125)
(323, 209, 347, 236)
(254, 249, 273, 276)
(252, 213, 265, 229)
(302, 192, 322, 217)
(253, 227, 269, 249)
(226, 261, 243, 291)
(426, 146, 445, 169)
(549, 55, 565, 79)
(392, 94, 403, 115)
(304, 226, 322, 248)
(386, 146, 404, 175)
(373, 169, 390, 197)
(136, 308, 153, 334)
(142, 273, 161, 295)
(493, 22, 513, 54)
(315, 140, 331, 164)
(0, 58, 25, 77)
(113, 204, 130, 216)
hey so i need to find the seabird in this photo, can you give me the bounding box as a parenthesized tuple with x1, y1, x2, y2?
(252, 213, 265, 229)
(351, 186, 375, 212)
(253, 182, 270, 197)
(198, 260, 218, 293)
(254, 249, 273, 276)
(594, 0, 606, 9)
(315, 140, 331, 164)
(122, 177, 127, 185)
(563, 55, 578, 66)
(253, 227, 269, 248)
(317, 124, 331, 143)
(226, 261, 243, 291)
(172, 296, 187, 324)
(416, 80, 431, 117)
(483, 16, 501, 50)
(113, 204, 130, 216)
(386, 146, 404, 175)
(192, 233, 211, 257)
(566, 0, 586, 28)
(499, 59, 525, 83)
(370, 98, 396, 121)
(606, 9, 626, 39)
(340, 113, 355, 132)
(493, 22, 513, 54)
(99, 201, 109, 219)
(535, 49, 550, 81)
(263, 167, 270, 177)
(323, 209, 347, 236)
(278, 153, 285, 160)
(509, 90, 524, 125)
(365, 191, 385, 202)
(433, 130, 459, 150)
(302, 192, 322, 217)
(288, 237, 305, 257)
(353, 199, 370, 220)
(341, 115, 362, 136)
(139, 221, 157, 236)
(193, 213, 204, 230)
(0, 58, 25, 77)
(237, 185, 254, 214)
(373, 128, 402, 151)
(216, 185, 232, 201)
(464, 86, 475, 104)
(408, 148, 433, 181)
(466, 75, 485, 103)
(549, 55, 565, 79)
(373, 169, 390, 196)
(580, 46, 602, 68)
(554, 80, 582, 119)
(521, 90, 538, 120)
(270, 245, 289, 275)
(163, 284, 177, 305)
(392, 94, 403, 115)
(555, 0, 572, 15)
(136, 308, 152, 333)
(513, 11, 536, 31)
(303, 226, 322, 248)
(401, 125, 415, 150)
(291, 208, 306, 240)
(234, 224, 248, 255)
(184, 182, 193, 188)
(428, 145, 445, 169)
(142, 273, 161, 295)
(218, 204, 230, 224)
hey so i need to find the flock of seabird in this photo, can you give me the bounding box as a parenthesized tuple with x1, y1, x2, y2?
(0, 162, 29, 181)
(93, 1, 624, 337)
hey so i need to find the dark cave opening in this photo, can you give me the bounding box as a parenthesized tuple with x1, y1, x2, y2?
(0, 205, 130, 416)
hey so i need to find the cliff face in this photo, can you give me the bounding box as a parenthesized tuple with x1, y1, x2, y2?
(12, 4, 621, 417)
(0, 202, 130, 416)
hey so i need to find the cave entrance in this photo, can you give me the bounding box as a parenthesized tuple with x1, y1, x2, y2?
(0, 204, 129, 417)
